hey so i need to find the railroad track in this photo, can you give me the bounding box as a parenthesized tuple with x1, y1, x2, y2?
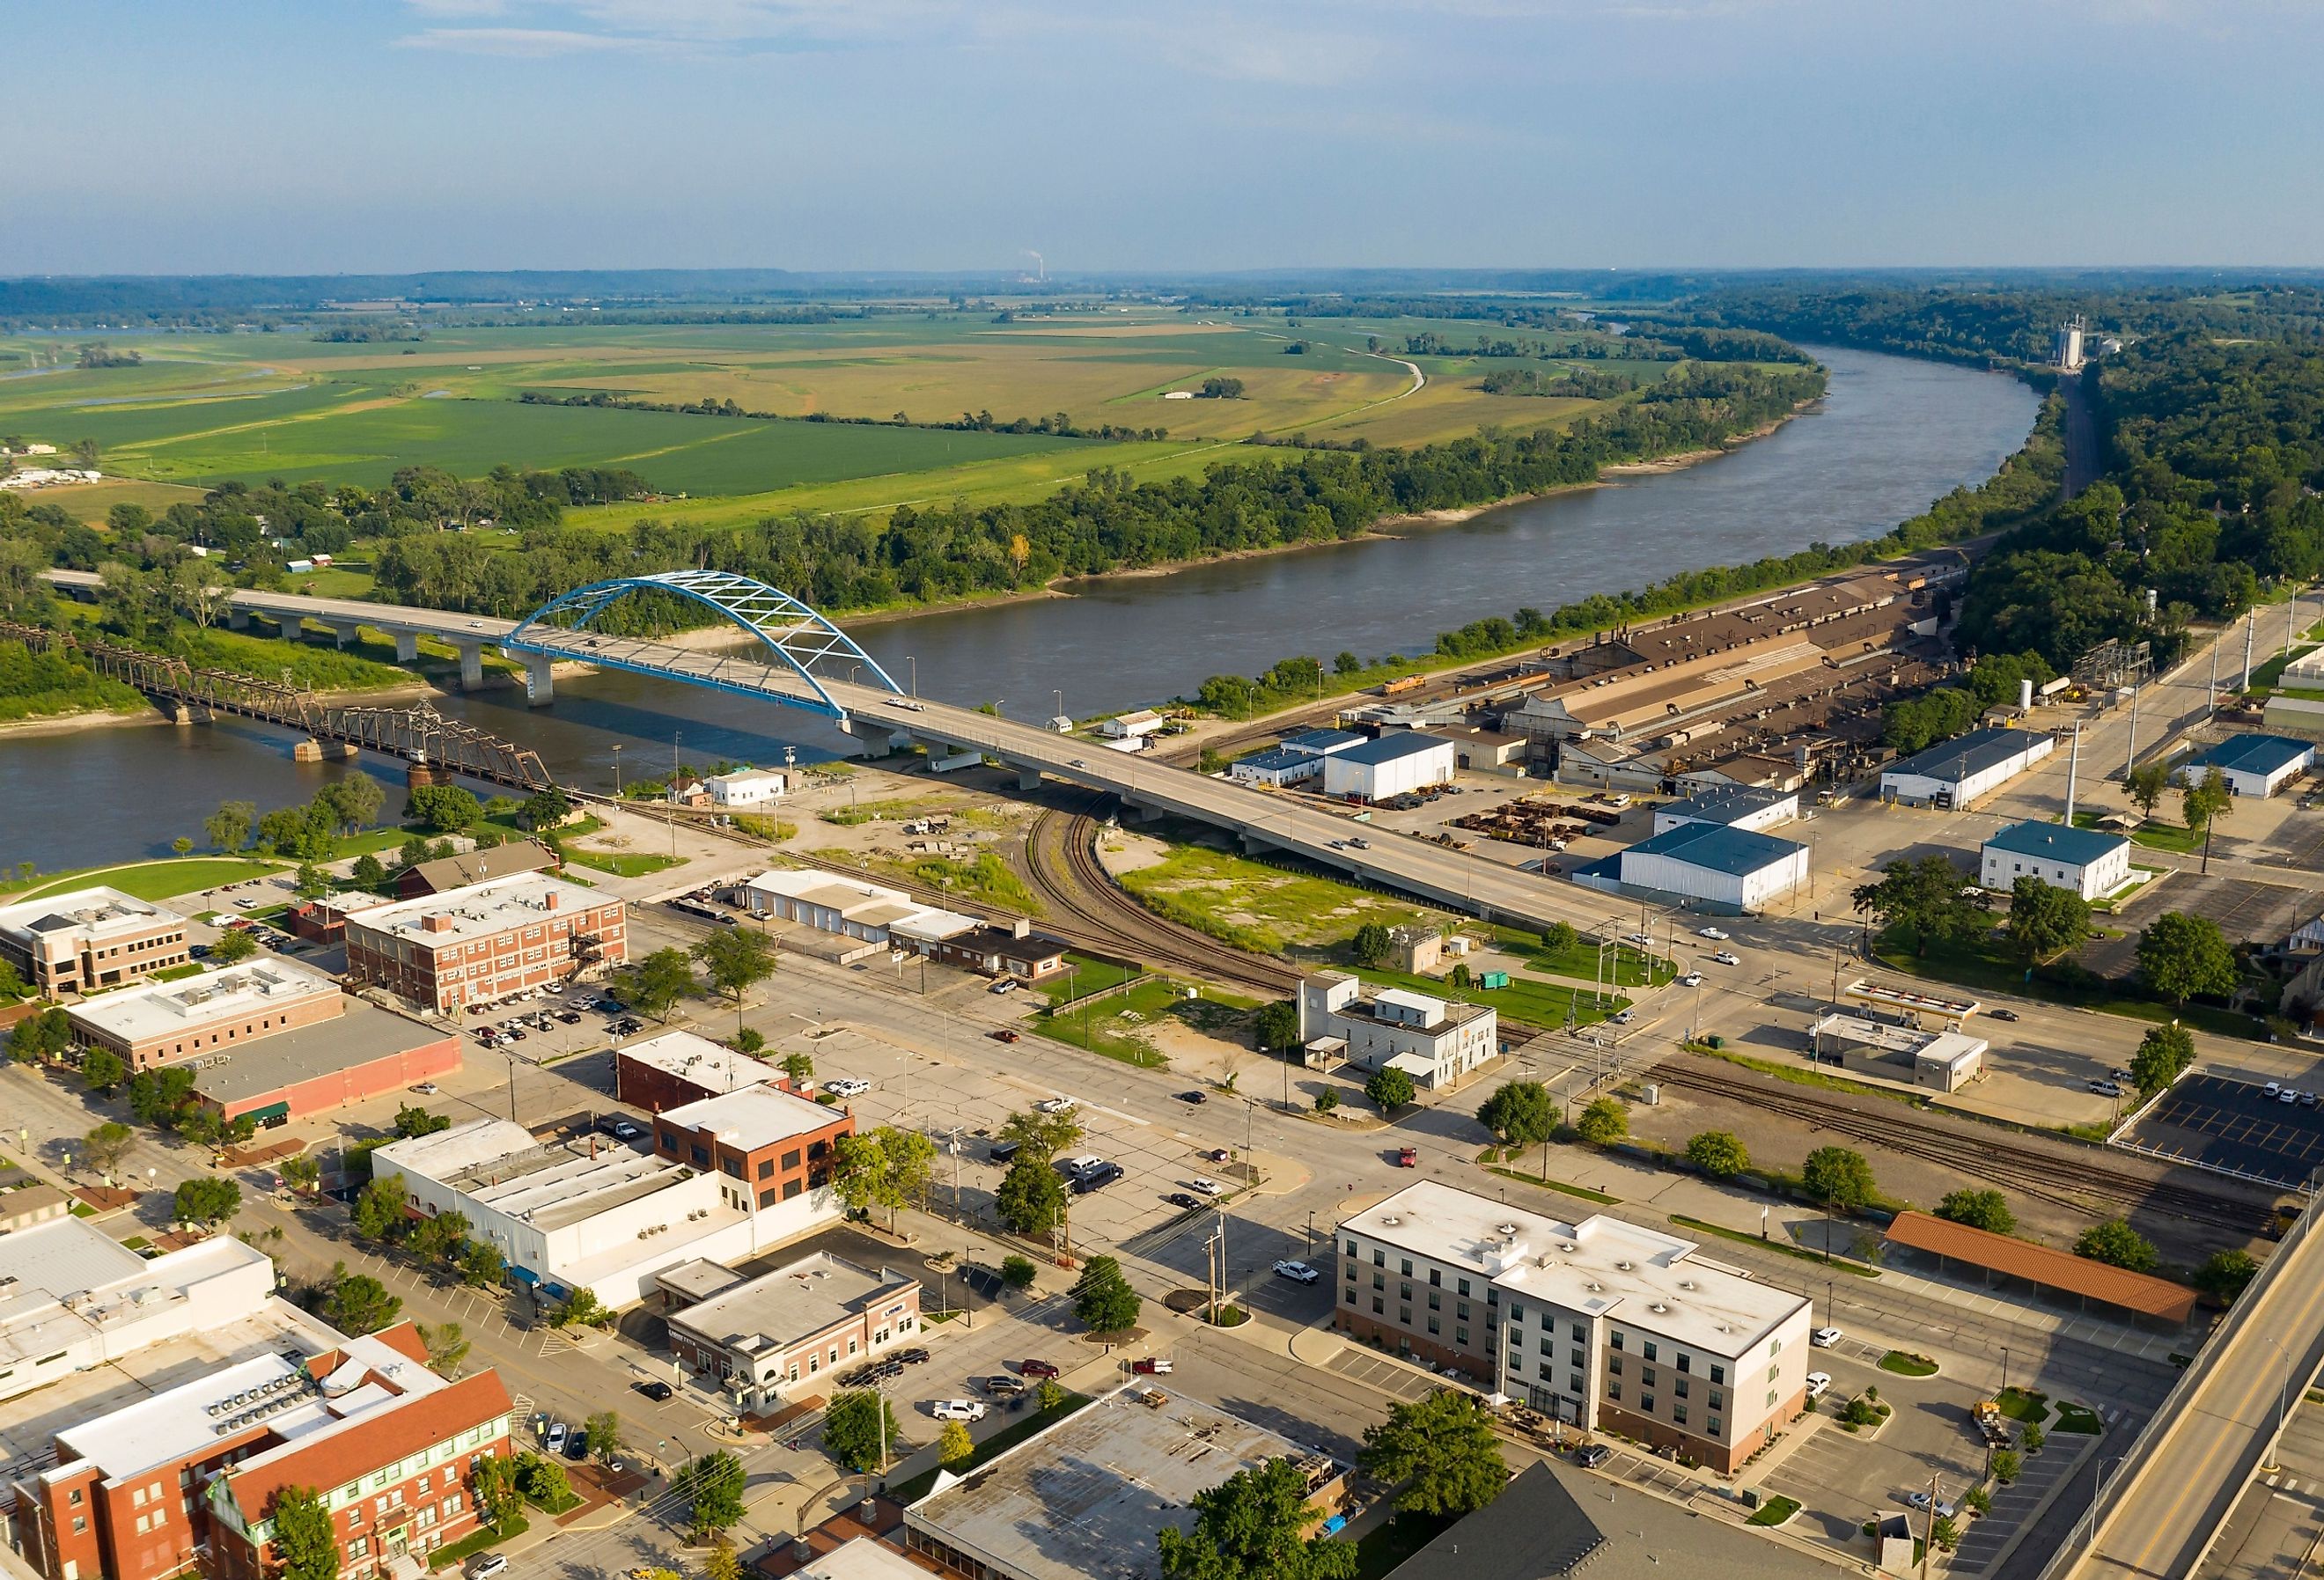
(1650, 1057, 2278, 1232)
(1024, 797, 1299, 999)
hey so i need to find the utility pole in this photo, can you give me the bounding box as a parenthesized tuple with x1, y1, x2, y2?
(671, 730, 682, 858)
(2063, 724, 2081, 827)
(2123, 684, 2139, 779)
(1920, 1473, 1942, 1580)
(2242, 607, 2258, 692)
(2208, 642, 2220, 709)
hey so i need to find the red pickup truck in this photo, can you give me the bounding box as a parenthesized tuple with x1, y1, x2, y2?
(1396, 1146, 1418, 1168)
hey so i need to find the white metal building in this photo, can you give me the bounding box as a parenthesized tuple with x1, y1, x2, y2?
(702, 768, 789, 808)
(1321, 732, 1457, 802)
(2175, 734, 2317, 798)
(1651, 787, 1799, 836)
(1979, 821, 2133, 901)
(1100, 709, 1167, 739)
(1228, 747, 1322, 788)
(1879, 727, 2055, 809)
(1581, 821, 1809, 913)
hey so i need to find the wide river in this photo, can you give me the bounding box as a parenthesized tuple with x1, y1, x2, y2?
(0, 346, 2038, 873)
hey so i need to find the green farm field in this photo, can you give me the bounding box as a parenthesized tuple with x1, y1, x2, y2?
(1, 306, 1655, 528)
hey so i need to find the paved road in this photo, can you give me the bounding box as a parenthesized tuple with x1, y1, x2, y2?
(2070, 1214, 2324, 1580)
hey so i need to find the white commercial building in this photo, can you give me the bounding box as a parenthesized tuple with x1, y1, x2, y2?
(2175, 734, 2316, 799)
(1651, 787, 1799, 836)
(1576, 821, 1809, 914)
(702, 768, 790, 808)
(1979, 821, 2133, 901)
(1100, 709, 1168, 739)
(1809, 1013, 1987, 1093)
(740, 869, 975, 948)
(1296, 973, 1496, 1090)
(1226, 748, 1320, 788)
(1337, 1181, 1813, 1471)
(371, 1099, 843, 1310)
(0, 1218, 277, 1407)
(1879, 727, 2055, 809)
(1321, 732, 1457, 802)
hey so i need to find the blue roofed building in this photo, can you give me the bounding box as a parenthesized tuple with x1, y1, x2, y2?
(1979, 819, 2133, 900)
(1227, 747, 1323, 788)
(2174, 734, 2316, 798)
(1571, 820, 1810, 913)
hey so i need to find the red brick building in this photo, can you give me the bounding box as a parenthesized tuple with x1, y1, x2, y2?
(615, 1029, 776, 1113)
(343, 873, 627, 1012)
(15, 1324, 513, 1580)
(653, 1084, 855, 1216)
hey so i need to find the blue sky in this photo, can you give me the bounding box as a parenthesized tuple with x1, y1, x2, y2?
(5, 0, 2318, 275)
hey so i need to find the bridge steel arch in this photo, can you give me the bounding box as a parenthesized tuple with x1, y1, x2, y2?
(504, 570, 904, 721)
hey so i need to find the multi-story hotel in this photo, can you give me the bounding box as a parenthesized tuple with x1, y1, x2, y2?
(1337, 1181, 1813, 1471)
(0, 888, 190, 997)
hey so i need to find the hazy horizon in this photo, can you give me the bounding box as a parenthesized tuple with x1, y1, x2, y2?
(4, 1, 2320, 277)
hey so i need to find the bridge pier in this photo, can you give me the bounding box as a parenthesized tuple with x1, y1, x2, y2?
(226, 608, 252, 632)
(1014, 764, 1044, 794)
(455, 643, 485, 691)
(520, 652, 555, 707)
(393, 630, 421, 664)
(327, 621, 364, 650)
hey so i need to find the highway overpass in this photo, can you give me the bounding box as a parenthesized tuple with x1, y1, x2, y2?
(41, 570, 1619, 934)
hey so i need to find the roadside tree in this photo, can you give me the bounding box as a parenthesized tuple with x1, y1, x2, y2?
(208, 928, 258, 965)
(1575, 1097, 1628, 1147)
(585, 1409, 625, 1464)
(1802, 1146, 1877, 1215)
(2136, 913, 2239, 1005)
(821, 1391, 901, 1474)
(173, 1176, 242, 1230)
(620, 947, 695, 1021)
(997, 1159, 1067, 1238)
(2004, 876, 2091, 965)
(1851, 855, 1980, 957)
(2074, 1218, 2158, 1273)
(938, 1420, 974, 1468)
(82, 1121, 134, 1173)
(694, 926, 775, 1003)
(1364, 1066, 1416, 1113)
(1158, 1458, 1356, 1580)
(1935, 1188, 2015, 1234)
(1358, 1390, 1507, 1517)
(419, 1321, 470, 1378)
(2196, 1248, 2259, 1302)
(2128, 1023, 2196, 1098)
(1478, 1080, 1555, 1148)
(1253, 1000, 1299, 1055)
(996, 1107, 1084, 1164)
(1685, 1130, 1749, 1179)
(1071, 1254, 1141, 1333)
(2123, 761, 2170, 821)
(320, 1263, 401, 1334)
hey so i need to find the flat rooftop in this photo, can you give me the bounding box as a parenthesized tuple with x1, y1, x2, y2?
(191, 997, 448, 1108)
(618, 1030, 774, 1097)
(1620, 819, 1806, 877)
(662, 1083, 842, 1151)
(1335, 731, 1452, 767)
(349, 871, 608, 948)
(0, 1229, 277, 1370)
(908, 1385, 1337, 1580)
(1660, 786, 1795, 824)
(0, 887, 172, 945)
(1884, 726, 2051, 783)
(2184, 732, 2314, 777)
(65, 956, 341, 1044)
(1343, 1181, 1806, 1359)
(668, 1253, 916, 1349)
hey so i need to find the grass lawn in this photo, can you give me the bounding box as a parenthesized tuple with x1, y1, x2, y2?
(1995, 1386, 2048, 1422)
(1047, 952, 1141, 1006)
(1355, 1511, 1454, 1580)
(1035, 977, 1257, 1069)
(1879, 1350, 1939, 1377)
(426, 1515, 528, 1570)
(1356, 963, 1625, 1030)
(1748, 1495, 1802, 1527)
(3, 856, 282, 903)
(2072, 811, 2204, 855)
(1872, 927, 2271, 1043)
(888, 1393, 1092, 1504)
(563, 848, 683, 878)
(1669, 1214, 1882, 1277)
(1527, 935, 1673, 988)
(2053, 1400, 2104, 1434)
(1116, 841, 1452, 955)
(151, 962, 208, 982)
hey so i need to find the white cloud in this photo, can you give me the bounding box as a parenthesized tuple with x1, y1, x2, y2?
(396, 25, 681, 54)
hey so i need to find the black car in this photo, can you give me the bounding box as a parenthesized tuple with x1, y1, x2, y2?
(559, 1010, 583, 1025)
(1987, 1008, 2020, 1022)
(1166, 1192, 1201, 1209)
(634, 1379, 674, 1401)
(1576, 1444, 1614, 1469)
(896, 1348, 930, 1365)
(1177, 1091, 1207, 1105)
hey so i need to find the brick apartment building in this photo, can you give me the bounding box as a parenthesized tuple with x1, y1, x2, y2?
(652, 1084, 855, 1216)
(1337, 1182, 1811, 1472)
(15, 1323, 513, 1580)
(0, 888, 190, 997)
(342, 873, 627, 1012)
(64, 958, 342, 1070)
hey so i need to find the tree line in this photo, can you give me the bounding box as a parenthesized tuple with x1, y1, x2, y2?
(519, 389, 1170, 443)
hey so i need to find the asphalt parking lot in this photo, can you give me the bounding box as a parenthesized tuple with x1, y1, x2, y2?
(806, 1025, 1269, 1253)
(2122, 1071, 2324, 1187)
(1759, 1353, 1991, 1553)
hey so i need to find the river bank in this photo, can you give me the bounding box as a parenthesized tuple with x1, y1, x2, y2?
(0, 346, 2043, 873)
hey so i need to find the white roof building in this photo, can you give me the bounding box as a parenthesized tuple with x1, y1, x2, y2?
(615, 1029, 772, 1099)
(702, 768, 790, 808)
(348, 871, 606, 952)
(0, 1219, 278, 1407)
(659, 1083, 843, 1153)
(63, 956, 339, 1049)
